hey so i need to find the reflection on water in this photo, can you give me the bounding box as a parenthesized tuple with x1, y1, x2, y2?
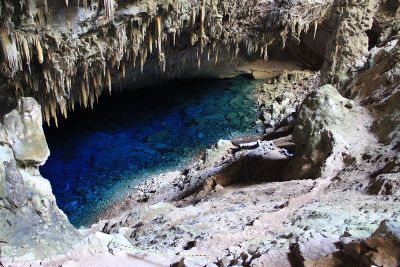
(41, 77, 262, 227)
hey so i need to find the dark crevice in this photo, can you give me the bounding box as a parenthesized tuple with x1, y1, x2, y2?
(366, 28, 379, 50)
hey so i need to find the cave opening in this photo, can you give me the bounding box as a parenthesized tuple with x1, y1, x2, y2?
(40, 76, 264, 227)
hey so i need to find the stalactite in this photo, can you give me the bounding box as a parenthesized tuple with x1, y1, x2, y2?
(65, 0, 68, 6)
(121, 62, 125, 79)
(297, 21, 303, 39)
(149, 34, 153, 54)
(281, 32, 287, 49)
(156, 16, 162, 56)
(44, 104, 50, 126)
(16, 33, 31, 66)
(81, 80, 88, 108)
(60, 103, 68, 119)
(235, 43, 239, 58)
(0, 27, 19, 75)
(155, 15, 165, 72)
(43, 0, 48, 15)
(191, 9, 197, 28)
(172, 30, 176, 46)
(200, 0, 206, 53)
(263, 44, 268, 61)
(71, 93, 76, 111)
(97, 72, 102, 91)
(104, 0, 115, 19)
(50, 100, 58, 127)
(107, 69, 112, 94)
(313, 20, 318, 39)
(89, 91, 95, 109)
(198, 53, 201, 69)
(34, 37, 44, 64)
(304, 23, 310, 34)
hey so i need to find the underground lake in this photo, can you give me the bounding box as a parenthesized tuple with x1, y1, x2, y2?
(40, 76, 264, 227)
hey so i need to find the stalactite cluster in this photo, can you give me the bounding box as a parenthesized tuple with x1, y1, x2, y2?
(0, 0, 334, 126)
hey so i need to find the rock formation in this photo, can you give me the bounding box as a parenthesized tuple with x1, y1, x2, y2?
(0, 0, 399, 266)
(0, 0, 333, 125)
(0, 98, 79, 262)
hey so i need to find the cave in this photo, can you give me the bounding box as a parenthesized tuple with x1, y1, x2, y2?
(0, 0, 400, 267)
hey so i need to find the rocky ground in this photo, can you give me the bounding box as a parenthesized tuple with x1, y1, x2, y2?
(92, 62, 400, 266)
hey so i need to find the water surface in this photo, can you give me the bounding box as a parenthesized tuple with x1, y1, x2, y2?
(41, 77, 262, 227)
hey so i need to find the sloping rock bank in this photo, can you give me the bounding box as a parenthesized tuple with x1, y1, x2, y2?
(94, 82, 399, 267)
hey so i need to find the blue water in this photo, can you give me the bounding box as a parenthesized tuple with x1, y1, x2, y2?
(41, 77, 263, 227)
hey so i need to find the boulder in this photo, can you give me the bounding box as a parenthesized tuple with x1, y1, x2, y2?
(284, 84, 373, 180)
(3, 97, 50, 165)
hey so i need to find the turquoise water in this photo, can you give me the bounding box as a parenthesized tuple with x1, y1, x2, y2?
(40, 77, 262, 227)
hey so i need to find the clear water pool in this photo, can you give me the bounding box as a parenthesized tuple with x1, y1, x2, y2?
(40, 77, 263, 227)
